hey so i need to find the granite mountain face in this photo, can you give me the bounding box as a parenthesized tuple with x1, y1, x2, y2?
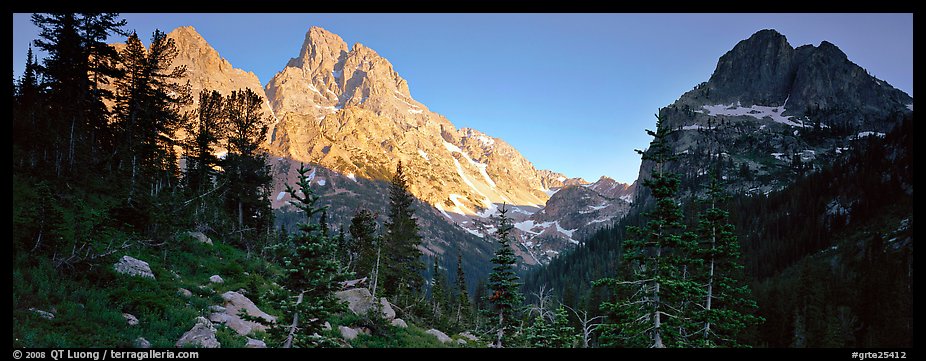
(161, 26, 629, 266)
(633, 29, 913, 206)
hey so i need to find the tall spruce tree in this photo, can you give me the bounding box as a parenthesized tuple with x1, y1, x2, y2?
(486, 205, 523, 348)
(31, 13, 126, 177)
(595, 115, 700, 348)
(349, 208, 379, 279)
(455, 251, 473, 328)
(184, 90, 226, 197)
(261, 164, 343, 348)
(382, 161, 424, 301)
(222, 88, 272, 252)
(430, 257, 450, 326)
(113, 30, 191, 206)
(690, 175, 762, 347)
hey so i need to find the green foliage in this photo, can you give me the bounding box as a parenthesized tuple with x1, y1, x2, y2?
(485, 205, 523, 347)
(258, 164, 345, 348)
(381, 161, 425, 301)
(596, 116, 701, 348)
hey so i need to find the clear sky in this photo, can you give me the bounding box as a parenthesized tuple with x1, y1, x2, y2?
(12, 13, 913, 184)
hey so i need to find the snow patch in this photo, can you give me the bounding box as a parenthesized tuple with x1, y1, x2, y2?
(620, 194, 633, 203)
(557, 176, 566, 182)
(346, 173, 357, 182)
(555, 222, 577, 238)
(332, 70, 342, 79)
(682, 125, 704, 131)
(857, 131, 885, 138)
(448, 194, 471, 215)
(587, 218, 611, 226)
(444, 141, 497, 188)
(514, 220, 541, 235)
(906, 103, 913, 111)
(408, 108, 423, 114)
(435, 204, 452, 220)
(307, 168, 316, 181)
(461, 226, 484, 238)
(276, 192, 286, 201)
(543, 188, 560, 197)
(702, 98, 803, 127)
(307, 84, 322, 95)
(418, 149, 429, 161)
(317, 179, 326, 186)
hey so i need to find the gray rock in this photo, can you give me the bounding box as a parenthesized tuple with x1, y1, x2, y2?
(209, 305, 226, 313)
(123, 313, 139, 326)
(28, 308, 54, 320)
(176, 317, 221, 348)
(133, 337, 151, 348)
(322, 321, 332, 330)
(426, 329, 451, 343)
(178, 288, 193, 298)
(339, 326, 359, 340)
(114, 256, 155, 279)
(245, 338, 267, 348)
(457, 339, 466, 345)
(339, 277, 367, 289)
(334, 288, 395, 320)
(187, 231, 213, 245)
(459, 332, 479, 342)
(209, 275, 224, 284)
(208, 291, 276, 336)
(379, 298, 396, 320)
(390, 318, 407, 328)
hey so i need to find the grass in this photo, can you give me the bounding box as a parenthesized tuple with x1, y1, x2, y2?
(12, 230, 279, 348)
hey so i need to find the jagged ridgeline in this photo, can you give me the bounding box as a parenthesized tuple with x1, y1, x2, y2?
(525, 29, 913, 348)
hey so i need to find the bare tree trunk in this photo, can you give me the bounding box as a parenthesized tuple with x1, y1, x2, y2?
(372, 244, 382, 297)
(283, 292, 305, 348)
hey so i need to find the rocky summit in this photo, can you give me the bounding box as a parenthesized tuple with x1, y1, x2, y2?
(149, 25, 634, 265)
(633, 29, 914, 206)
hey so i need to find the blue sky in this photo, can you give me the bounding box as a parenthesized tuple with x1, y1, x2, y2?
(12, 13, 913, 184)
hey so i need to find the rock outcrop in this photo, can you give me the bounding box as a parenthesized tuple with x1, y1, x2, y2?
(176, 317, 220, 348)
(113, 256, 155, 279)
(208, 291, 276, 336)
(187, 231, 213, 245)
(123, 313, 139, 326)
(333, 288, 395, 321)
(425, 329, 451, 343)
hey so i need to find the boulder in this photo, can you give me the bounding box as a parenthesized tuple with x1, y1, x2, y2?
(114, 256, 155, 279)
(322, 321, 332, 330)
(176, 317, 221, 348)
(390, 318, 408, 328)
(133, 337, 151, 348)
(339, 277, 367, 289)
(177, 288, 193, 298)
(29, 308, 54, 320)
(245, 338, 267, 348)
(209, 275, 224, 284)
(338, 326, 359, 340)
(334, 288, 394, 320)
(187, 231, 213, 245)
(456, 339, 466, 345)
(426, 329, 451, 343)
(459, 332, 479, 342)
(379, 298, 396, 320)
(123, 313, 139, 326)
(208, 291, 276, 336)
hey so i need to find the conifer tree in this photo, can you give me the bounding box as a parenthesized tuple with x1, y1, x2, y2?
(430, 257, 450, 325)
(349, 208, 379, 278)
(183, 90, 226, 198)
(525, 313, 553, 348)
(382, 161, 424, 301)
(261, 164, 344, 348)
(486, 205, 523, 347)
(550, 305, 578, 348)
(455, 252, 473, 328)
(221, 88, 272, 251)
(690, 175, 762, 347)
(595, 115, 699, 348)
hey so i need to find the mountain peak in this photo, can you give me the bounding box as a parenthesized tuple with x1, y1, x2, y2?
(168, 26, 207, 44)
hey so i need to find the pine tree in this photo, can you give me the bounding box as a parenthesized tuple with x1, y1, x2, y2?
(113, 30, 191, 207)
(595, 115, 700, 348)
(261, 164, 344, 348)
(455, 251, 473, 329)
(31, 13, 126, 177)
(525, 313, 553, 347)
(221, 88, 272, 252)
(486, 205, 523, 347)
(183, 90, 226, 197)
(382, 161, 424, 301)
(550, 305, 578, 348)
(690, 175, 762, 347)
(430, 257, 450, 326)
(349, 208, 379, 278)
